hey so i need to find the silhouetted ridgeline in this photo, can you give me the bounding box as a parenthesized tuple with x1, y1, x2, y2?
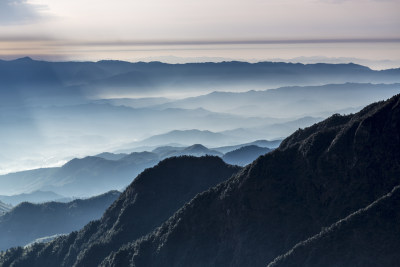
(222, 145, 271, 166)
(0, 191, 120, 251)
(1, 59, 399, 99)
(1, 95, 400, 266)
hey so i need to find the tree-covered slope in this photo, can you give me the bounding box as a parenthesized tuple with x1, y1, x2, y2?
(100, 94, 400, 267)
(0, 156, 240, 266)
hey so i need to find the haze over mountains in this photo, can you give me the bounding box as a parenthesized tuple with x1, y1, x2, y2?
(0, 142, 273, 197)
(2, 93, 399, 266)
(1, 58, 399, 175)
(0, 190, 120, 251)
(0, 191, 71, 206)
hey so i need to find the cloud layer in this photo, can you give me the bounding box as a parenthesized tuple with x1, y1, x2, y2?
(0, 0, 44, 25)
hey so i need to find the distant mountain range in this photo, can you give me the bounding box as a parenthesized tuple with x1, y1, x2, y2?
(2, 94, 399, 266)
(0, 141, 275, 197)
(151, 83, 400, 117)
(0, 190, 120, 251)
(0, 153, 159, 197)
(1, 59, 399, 100)
(0, 191, 71, 206)
(1, 63, 398, 175)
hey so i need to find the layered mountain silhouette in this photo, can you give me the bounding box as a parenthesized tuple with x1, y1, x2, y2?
(0, 191, 70, 206)
(0, 142, 272, 197)
(2, 94, 400, 266)
(1, 59, 399, 100)
(0, 153, 160, 197)
(0, 191, 120, 251)
(222, 145, 271, 166)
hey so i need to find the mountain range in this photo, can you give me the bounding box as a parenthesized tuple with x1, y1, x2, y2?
(0, 190, 120, 251)
(1, 61, 398, 175)
(0, 142, 274, 197)
(1, 94, 399, 266)
(0, 191, 70, 206)
(1, 58, 399, 100)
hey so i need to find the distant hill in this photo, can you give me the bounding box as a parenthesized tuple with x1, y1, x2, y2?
(0, 190, 120, 251)
(157, 83, 400, 118)
(213, 139, 282, 153)
(0, 191, 70, 206)
(0, 154, 159, 197)
(124, 129, 242, 148)
(94, 152, 127, 161)
(171, 144, 223, 157)
(222, 145, 271, 166)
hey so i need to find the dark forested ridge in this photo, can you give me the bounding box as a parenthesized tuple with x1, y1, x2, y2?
(0, 191, 120, 251)
(1, 94, 400, 266)
(0, 156, 239, 266)
(267, 185, 400, 267)
(101, 94, 400, 267)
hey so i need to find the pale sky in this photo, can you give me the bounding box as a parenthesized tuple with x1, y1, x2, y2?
(0, 0, 399, 65)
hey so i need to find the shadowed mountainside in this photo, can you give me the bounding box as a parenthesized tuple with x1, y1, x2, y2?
(1, 95, 399, 266)
(0, 191, 120, 251)
(267, 185, 400, 267)
(0, 156, 239, 266)
(98, 94, 400, 267)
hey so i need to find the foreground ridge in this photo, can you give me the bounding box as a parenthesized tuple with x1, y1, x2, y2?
(1, 94, 400, 266)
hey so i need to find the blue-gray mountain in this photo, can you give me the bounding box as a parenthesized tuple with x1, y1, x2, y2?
(1, 58, 399, 100)
(1, 94, 399, 266)
(0, 142, 272, 197)
(0, 190, 120, 251)
(222, 145, 272, 166)
(0, 191, 70, 206)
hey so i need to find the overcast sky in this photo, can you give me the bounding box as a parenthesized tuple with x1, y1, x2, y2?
(0, 0, 399, 64)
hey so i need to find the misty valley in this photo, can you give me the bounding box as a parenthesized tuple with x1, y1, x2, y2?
(0, 58, 400, 267)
